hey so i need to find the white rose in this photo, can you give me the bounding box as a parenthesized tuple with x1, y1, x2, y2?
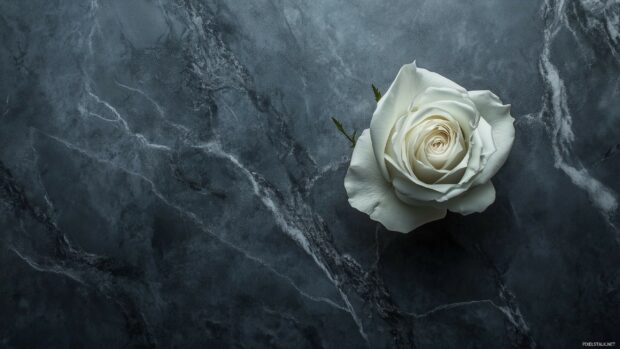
(344, 62, 515, 233)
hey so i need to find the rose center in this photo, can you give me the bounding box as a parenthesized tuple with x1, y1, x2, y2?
(424, 126, 451, 155)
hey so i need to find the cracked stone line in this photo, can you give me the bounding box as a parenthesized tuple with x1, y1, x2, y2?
(181, 1, 318, 172)
(7, 245, 158, 348)
(29, 129, 56, 213)
(23, 130, 350, 315)
(408, 299, 503, 319)
(80, 82, 358, 320)
(71, 75, 362, 328)
(74, 80, 360, 319)
(475, 245, 537, 349)
(539, 0, 618, 234)
(81, 80, 172, 152)
(0, 162, 159, 347)
(74, 80, 371, 342)
(193, 141, 370, 343)
(566, 0, 620, 65)
(301, 156, 350, 195)
(114, 80, 192, 135)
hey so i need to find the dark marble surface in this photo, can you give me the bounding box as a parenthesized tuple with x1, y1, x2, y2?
(1, 0, 619, 348)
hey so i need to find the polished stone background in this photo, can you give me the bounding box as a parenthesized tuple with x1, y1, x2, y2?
(1, 0, 619, 348)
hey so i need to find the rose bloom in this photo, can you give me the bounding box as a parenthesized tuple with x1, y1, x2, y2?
(344, 62, 515, 233)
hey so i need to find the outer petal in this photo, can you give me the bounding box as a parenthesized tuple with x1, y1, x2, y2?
(445, 181, 496, 215)
(344, 130, 447, 233)
(370, 61, 464, 181)
(468, 90, 515, 184)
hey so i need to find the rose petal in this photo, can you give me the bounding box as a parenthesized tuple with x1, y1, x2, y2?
(435, 165, 466, 185)
(468, 90, 515, 185)
(445, 181, 496, 215)
(475, 115, 497, 160)
(434, 121, 491, 202)
(440, 126, 466, 171)
(344, 130, 447, 233)
(370, 61, 464, 182)
(411, 158, 448, 183)
(410, 87, 480, 134)
(386, 155, 453, 196)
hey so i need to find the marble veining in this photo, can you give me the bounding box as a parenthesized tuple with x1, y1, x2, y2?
(1, 0, 619, 348)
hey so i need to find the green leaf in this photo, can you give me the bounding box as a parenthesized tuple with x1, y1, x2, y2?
(331, 117, 357, 147)
(372, 84, 382, 102)
(331, 117, 343, 131)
